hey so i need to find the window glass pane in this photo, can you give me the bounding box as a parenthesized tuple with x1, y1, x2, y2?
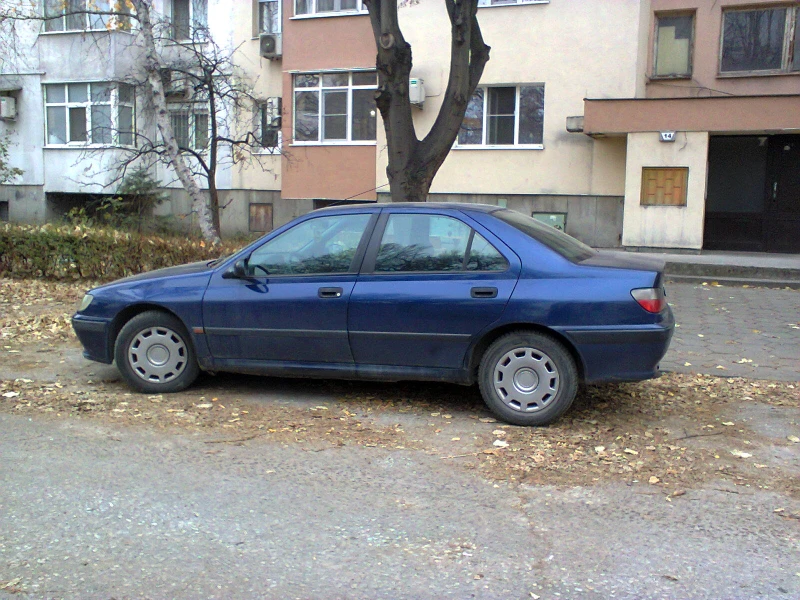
(46, 84, 66, 104)
(793, 12, 800, 71)
(259, 0, 280, 34)
(91, 104, 112, 144)
(518, 85, 544, 145)
(46, 107, 67, 144)
(68, 83, 88, 103)
(192, 0, 208, 28)
(118, 105, 134, 146)
(89, 0, 110, 29)
(322, 90, 347, 140)
(170, 112, 190, 148)
(352, 72, 377, 86)
(721, 8, 786, 72)
(351, 89, 376, 141)
(295, 0, 309, 15)
(491, 0, 516, 5)
(317, 0, 334, 11)
(467, 233, 507, 271)
(69, 106, 87, 142)
(654, 14, 693, 76)
(322, 73, 348, 87)
(44, 0, 64, 31)
(91, 82, 113, 103)
(172, 0, 190, 38)
(458, 87, 484, 145)
(249, 214, 371, 276)
(294, 90, 319, 141)
(194, 112, 209, 149)
(295, 74, 319, 88)
(341, 0, 357, 10)
(495, 209, 595, 263)
(65, 0, 84, 30)
(118, 84, 134, 104)
(375, 214, 471, 273)
(487, 87, 515, 145)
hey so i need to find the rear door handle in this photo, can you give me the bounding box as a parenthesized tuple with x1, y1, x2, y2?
(471, 287, 498, 298)
(318, 287, 343, 298)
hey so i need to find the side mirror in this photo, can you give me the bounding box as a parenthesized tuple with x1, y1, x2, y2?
(222, 258, 249, 279)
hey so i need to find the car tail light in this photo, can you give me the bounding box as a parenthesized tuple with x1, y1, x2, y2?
(631, 287, 666, 313)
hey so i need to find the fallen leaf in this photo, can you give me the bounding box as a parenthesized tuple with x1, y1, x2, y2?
(492, 429, 507, 437)
(1, 391, 20, 398)
(684, 362, 692, 366)
(624, 448, 638, 455)
(594, 446, 606, 454)
(788, 436, 800, 444)
(730, 450, 752, 459)
(736, 358, 753, 364)
(649, 476, 660, 484)
(722, 422, 734, 426)
(196, 403, 213, 409)
(493, 440, 509, 448)
(479, 417, 496, 423)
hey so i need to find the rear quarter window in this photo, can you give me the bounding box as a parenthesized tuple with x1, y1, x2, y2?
(493, 209, 595, 262)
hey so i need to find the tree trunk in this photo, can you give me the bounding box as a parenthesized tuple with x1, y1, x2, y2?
(364, 0, 489, 203)
(130, 0, 220, 243)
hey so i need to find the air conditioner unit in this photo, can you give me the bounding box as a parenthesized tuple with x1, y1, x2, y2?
(409, 78, 425, 107)
(260, 33, 282, 60)
(0, 96, 16, 120)
(160, 69, 190, 101)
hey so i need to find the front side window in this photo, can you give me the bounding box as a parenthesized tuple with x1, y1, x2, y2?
(374, 214, 507, 273)
(653, 13, 694, 77)
(171, 0, 208, 40)
(247, 213, 371, 276)
(720, 6, 799, 74)
(259, 0, 281, 33)
(458, 85, 545, 148)
(293, 72, 377, 144)
(44, 0, 133, 32)
(45, 82, 135, 146)
(295, 0, 366, 17)
(169, 107, 209, 151)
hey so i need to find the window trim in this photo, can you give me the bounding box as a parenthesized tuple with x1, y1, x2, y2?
(476, 0, 549, 7)
(167, 104, 210, 152)
(169, 0, 209, 41)
(257, 0, 282, 34)
(292, 0, 368, 18)
(43, 82, 136, 148)
(455, 84, 545, 150)
(718, 5, 800, 76)
(254, 97, 283, 154)
(651, 10, 695, 80)
(291, 71, 378, 146)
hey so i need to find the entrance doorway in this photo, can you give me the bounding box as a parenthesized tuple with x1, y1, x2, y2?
(704, 135, 800, 253)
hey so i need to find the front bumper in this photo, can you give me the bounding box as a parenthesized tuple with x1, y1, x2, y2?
(71, 314, 113, 364)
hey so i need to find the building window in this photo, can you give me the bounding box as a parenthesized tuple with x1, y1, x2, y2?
(457, 85, 544, 148)
(292, 72, 377, 144)
(169, 107, 209, 151)
(653, 13, 694, 78)
(43, 0, 132, 32)
(640, 167, 688, 207)
(256, 97, 282, 152)
(294, 0, 367, 17)
(171, 0, 208, 40)
(477, 0, 548, 6)
(720, 6, 800, 74)
(258, 0, 281, 33)
(44, 82, 135, 146)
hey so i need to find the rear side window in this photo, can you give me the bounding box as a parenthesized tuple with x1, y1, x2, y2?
(493, 209, 595, 262)
(374, 214, 508, 273)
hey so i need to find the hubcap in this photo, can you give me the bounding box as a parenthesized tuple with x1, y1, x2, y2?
(128, 326, 187, 384)
(493, 347, 560, 413)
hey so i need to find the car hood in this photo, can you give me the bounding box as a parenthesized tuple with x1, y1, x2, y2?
(105, 261, 215, 286)
(580, 250, 665, 273)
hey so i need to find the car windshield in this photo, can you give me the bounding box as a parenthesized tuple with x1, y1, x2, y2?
(493, 209, 596, 262)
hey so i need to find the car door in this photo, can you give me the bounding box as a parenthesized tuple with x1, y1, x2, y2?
(202, 211, 376, 364)
(348, 209, 521, 370)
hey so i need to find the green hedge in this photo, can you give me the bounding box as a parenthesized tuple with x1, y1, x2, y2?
(0, 223, 247, 281)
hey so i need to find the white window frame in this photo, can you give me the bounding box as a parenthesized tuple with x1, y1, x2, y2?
(42, 0, 134, 33)
(169, 0, 209, 41)
(167, 105, 210, 152)
(43, 82, 136, 148)
(719, 5, 800, 75)
(292, 71, 377, 146)
(292, 0, 368, 19)
(477, 0, 549, 8)
(255, 97, 282, 154)
(652, 11, 695, 79)
(258, 0, 282, 34)
(455, 84, 545, 150)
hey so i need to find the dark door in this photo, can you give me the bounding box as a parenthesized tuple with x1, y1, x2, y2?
(348, 211, 520, 371)
(202, 212, 374, 364)
(766, 136, 800, 253)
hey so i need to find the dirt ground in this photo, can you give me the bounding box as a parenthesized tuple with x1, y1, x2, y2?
(2, 277, 799, 506)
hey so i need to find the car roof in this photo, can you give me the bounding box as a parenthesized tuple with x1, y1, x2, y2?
(311, 202, 501, 214)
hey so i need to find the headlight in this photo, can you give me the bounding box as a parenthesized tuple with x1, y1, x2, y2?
(77, 294, 94, 312)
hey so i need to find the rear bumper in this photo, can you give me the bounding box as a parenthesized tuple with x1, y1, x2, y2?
(71, 314, 113, 364)
(559, 313, 675, 383)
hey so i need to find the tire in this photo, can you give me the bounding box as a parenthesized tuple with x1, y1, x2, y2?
(478, 331, 578, 426)
(114, 311, 200, 394)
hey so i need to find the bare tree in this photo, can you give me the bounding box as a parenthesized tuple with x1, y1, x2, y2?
(363, 0, 490, 202)
(0, 134, 22, 183)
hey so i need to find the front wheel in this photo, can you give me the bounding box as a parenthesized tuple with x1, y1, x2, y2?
(478, 331, 578, 426)
(114, 311, 199, 394)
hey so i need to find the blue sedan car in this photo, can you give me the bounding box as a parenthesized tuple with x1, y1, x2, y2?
(72, 203, 674, 426)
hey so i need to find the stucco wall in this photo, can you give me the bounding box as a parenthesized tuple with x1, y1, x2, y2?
(622, 131, 708, 249)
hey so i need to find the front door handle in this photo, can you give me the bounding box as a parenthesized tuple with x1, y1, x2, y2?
(318, 287, 343, 299)
(471, 287, 498, 298)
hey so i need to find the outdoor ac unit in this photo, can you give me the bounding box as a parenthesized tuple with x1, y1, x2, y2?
(260, 33, 282, 60)
(161, 69, 190, 101)
(409, 78, 425, 107)
(0, 96, 16, 120)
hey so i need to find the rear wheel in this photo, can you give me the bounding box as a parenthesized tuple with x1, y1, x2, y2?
(115, 311, 199, 394)
(478, 331, 578, 426)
